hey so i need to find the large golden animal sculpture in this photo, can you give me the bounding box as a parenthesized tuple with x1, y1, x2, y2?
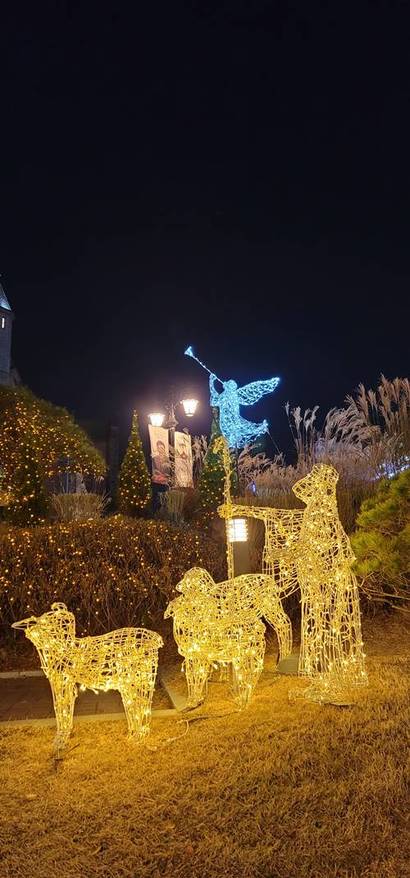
(12, 603, 163, 753)
(220, 463, 367, 700)
(292, 464, 367, 697)
(165, 567, 267, 708)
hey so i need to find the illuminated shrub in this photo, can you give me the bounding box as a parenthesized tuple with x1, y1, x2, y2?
(0, 385, 106, 524)
(1, 516, 226, 648)
(198, 413, 237, 511)
(351, 468, 410, 609)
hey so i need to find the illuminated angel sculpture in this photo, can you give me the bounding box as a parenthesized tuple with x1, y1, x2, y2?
(209, 373, 280, 449)
(184, 345, 280, 449)
(12, 603, 163, 755)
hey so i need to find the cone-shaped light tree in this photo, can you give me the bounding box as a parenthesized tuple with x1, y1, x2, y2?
(199, 409, 237, 510)
(117, 412, 152, 515)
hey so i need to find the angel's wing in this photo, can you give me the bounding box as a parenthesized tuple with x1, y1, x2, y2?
(237, 377, 280, 406)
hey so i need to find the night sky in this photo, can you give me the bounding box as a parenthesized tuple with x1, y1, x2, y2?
(1, 3, 409, 456)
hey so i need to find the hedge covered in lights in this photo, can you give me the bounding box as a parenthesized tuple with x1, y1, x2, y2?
(1, 516, 226, 647)
(0, 385, 106, 524)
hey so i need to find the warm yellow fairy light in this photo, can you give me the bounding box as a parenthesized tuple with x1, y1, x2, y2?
(215, 434, 293, 660)
(12, 603, 163, 754)
(165, 567, 266, 708)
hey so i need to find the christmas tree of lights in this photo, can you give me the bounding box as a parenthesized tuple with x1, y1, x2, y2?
(117, 412, 152, 515)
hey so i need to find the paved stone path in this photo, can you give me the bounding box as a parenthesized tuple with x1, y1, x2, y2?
(0, 646, 300, 727)
(0, 673, 172, 723)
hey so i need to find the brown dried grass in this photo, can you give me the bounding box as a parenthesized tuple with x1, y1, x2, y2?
(0, 616, 409, 878)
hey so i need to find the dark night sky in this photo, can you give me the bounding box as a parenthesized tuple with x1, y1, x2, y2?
(1, 2, 409, 455)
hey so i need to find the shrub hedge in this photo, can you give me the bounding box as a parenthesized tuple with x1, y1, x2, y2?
(352, 468, 410, 610)
(0, 516, 226, 645)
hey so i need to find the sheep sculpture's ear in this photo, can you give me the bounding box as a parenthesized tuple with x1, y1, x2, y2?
(51, 602, 68, 611)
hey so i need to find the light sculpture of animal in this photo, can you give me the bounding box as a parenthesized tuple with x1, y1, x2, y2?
(165, 567, 274, 708)
(219, 463, 367, 701)
(291, 464, 367, 698)
(12, 603, 163, 754)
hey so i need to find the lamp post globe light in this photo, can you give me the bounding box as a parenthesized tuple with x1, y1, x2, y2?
(148, 399, 199, 434)
(181, 398, 199, 418)
(148, 412, 165, 427)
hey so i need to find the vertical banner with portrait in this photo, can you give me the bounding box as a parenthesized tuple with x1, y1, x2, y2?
(148, 425, 171, 485)
(174, 431, 194, 488)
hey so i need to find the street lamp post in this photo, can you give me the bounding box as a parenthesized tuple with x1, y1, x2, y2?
(148, 397, 199, 488)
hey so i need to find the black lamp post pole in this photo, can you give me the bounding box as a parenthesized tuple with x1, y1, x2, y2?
(167, 402, 178, 488)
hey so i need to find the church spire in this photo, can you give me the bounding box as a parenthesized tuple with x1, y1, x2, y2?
(0, 280, 15, 385)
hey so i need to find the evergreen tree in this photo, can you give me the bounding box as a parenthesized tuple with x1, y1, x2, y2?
(199, 409, 237, 510)
(0, 385, 106, 525)
(7, 436, 48, 525)
(117, 412, 152, 516)
(351, 468, 410, 608)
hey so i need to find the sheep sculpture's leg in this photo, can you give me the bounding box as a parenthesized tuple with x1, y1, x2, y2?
(120, 685, 153, 739)
(184, 658, 211, 707)
(120, 657, 158, 739)
(49, 674, 77, 755)
(232, 632, 265, 709)
(265, 601, 293, 662)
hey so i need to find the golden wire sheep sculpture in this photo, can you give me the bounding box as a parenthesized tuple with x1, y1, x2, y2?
(12, 603, 163, 754)
(165, 567, 267, 708)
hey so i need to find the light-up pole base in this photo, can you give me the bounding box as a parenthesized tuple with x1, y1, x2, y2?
(232, 541, 251, 576)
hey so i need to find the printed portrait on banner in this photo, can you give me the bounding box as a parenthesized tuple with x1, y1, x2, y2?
(148, 425, 171, 485)
(174, 431, 193, 488)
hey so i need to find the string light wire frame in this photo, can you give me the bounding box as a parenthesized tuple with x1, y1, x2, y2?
(165, 567, 267, 708)
(12, 603, 163, 754)
(165, 437, 292, 708)
(209, 373, 280, 449)
(220, 463, 367, 701)
(292, 464, 367, 700)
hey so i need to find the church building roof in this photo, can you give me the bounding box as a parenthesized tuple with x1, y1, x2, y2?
(0, 283, 11, 311)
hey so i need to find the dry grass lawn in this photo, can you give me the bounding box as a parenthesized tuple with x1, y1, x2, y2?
(0, 615, 409, 878)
